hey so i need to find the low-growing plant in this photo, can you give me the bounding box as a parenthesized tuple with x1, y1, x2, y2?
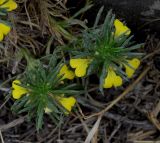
(11, 50, 83, 130)
(63, 7, 143, 93)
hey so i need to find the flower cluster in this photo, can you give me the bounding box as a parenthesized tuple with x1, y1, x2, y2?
(0, 0, 17, 41)
(67, 11, 142, 90)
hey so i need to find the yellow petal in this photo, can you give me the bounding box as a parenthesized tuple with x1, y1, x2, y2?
(0, 32, 4, 41)
(70, 59, 90, 68)
(12, 89, 28, 99)
(44, 107, 52, 113)
(65, 70, 75, 80)
(58, 97, 76, 113)
(113, 76, 123, 87)
(103, 68, 122, 88)
(70, 59, 91, 77)
(103, 69, 114, 88)
(12, 80, 28, 99)
(75, 64, 88, 77)
(59, 64, 75, 80)
(0, 23, 11, 35)
(114, 19, 131, 37)
(0, 0, 6, 5)
(125, 58, 140, 78)
(0, 0, 17, 11)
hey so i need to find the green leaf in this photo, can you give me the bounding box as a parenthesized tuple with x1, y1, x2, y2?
(123, 43, 144, 51)
(36, 102, 45, 130)
(93, 6, 104, 28)
(99, 61, 108, 95)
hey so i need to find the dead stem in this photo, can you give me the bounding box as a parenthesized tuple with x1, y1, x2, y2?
(0, 116, 26, 131)
(147, 100, 160, 131)
(0, 131, 4, 143)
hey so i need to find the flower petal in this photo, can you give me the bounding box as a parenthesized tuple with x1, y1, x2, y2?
(59, 64, 75, 80)
(114, 19, 131, 37)
(0, 32, 4, 41)
(70, 59, 91, 77)
(44, 107, 52, 113)
(12, 80, 28, 99)
(0, 23, 11, 35)
(75, 64, 88, 77)
(113, 76, 123, 87)
(103, 68, 123, 88)
(0, 23, 11, 41)
(125, 58, 140, 78)
(103, 69, 114, 88)
(65, 70, 75, 80)
(0, 0, 17, 11)
(70, 59, 84, 68)
(0, 0, 6, 5)
(12, 89, 27, 99)
(58, 97, 76, 114)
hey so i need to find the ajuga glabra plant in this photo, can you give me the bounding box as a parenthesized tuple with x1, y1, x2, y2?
(11, 53, 81, 130)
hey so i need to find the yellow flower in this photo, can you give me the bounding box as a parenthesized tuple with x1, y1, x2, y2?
(59, 64, 75, 80)
(58, 96, 76, 113)
(103, 68, 123, 88)
(114, 19, 131, 37)
(70, 58, 91, 77)
(124, 58, 140, 78)
(0, 0, 17, 11)
(12, 80, 28, 99)
(45, 96, 76, 114)
(0, 22, 11, 41)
